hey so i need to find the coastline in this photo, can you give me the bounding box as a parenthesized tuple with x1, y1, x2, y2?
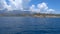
(0, 16, 60, 18)
(32, 15, 60, 18)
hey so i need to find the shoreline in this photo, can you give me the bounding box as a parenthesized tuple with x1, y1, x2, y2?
(0, 16, 60, 18)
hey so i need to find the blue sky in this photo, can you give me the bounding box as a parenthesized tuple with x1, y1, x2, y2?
(29, 0, 60, 14)
(30, 0, 60, 10)
(0, 0, 60, 14)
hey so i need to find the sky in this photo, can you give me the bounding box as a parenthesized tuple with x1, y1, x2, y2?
(0, 0, 60, 14)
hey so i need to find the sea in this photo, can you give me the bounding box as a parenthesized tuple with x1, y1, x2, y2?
(0, 17, 60, 34)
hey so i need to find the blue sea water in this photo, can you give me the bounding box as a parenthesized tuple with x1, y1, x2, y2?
(0, 17, 60, 34)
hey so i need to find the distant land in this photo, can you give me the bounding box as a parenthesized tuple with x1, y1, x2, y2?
(0, 10, 60, 18)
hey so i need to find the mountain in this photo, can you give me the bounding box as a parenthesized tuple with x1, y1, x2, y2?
(0, 10, 32, 15)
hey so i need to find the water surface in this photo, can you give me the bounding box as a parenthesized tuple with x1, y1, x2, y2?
(0, 17, 60, 34)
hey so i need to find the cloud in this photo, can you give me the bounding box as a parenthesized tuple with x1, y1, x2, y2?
(30, 5, 40, 13)
(29, 2, 55, 14)
(46, 9, 55, 14)
(47, 9, 55, 12)
(0, 0, 55, 14)
(0, 0, 31, 11)
(22, 0, 31, 10)
(37, 2, 48, 10)
(6, 0, 23, 10)
(30, 5, 35, 11)
(14, 0, 23, 10)
(0, 0, 6, 10)
(22, 0, 31, 3)
(0, 0, 13, 11)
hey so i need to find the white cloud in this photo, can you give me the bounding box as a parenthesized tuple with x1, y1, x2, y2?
(0, 0, 13, 11)
(0, 0, 31, 11)
(14, 0, 23, 10)
(30, 5, 35, 11)
(37, 2, 48, 10)
(30, 5, 40, 13)
(47, 9, 55, 12)
(46, 9, 55, 14)
(0, 0, 6, 10)
(29, 2, 55, 14)
(0, 0, 55, 14)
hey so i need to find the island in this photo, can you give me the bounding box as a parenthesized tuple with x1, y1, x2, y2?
(0, 10, 60, 18)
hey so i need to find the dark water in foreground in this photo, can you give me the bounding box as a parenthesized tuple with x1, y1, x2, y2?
(0, 17, 60, 34)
